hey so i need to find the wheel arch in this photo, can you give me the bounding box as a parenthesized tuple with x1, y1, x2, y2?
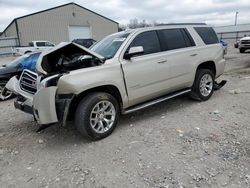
(67, 85, 124, 121)
(24, 51, 32, 54)
(196, 61, 216, 76)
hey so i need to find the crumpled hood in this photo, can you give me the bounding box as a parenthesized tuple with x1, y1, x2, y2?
(36, 42, 105, 75)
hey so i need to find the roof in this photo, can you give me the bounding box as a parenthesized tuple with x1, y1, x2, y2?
(1, 2, 118, 36)
(156, 23, 206, 26)
(126, 23, 208, 33)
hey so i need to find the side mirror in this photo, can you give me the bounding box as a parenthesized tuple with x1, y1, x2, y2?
(124, 46, 144, 60)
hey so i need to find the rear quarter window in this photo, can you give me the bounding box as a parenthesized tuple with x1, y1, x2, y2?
(194, 27, 219, 45)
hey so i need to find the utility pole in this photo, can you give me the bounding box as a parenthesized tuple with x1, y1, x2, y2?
(235, 12, 239, 26)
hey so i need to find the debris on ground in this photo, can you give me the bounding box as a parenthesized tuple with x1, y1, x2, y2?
(229, 89, 250, 94)
(38, 139, 44, 144)
(213, 109, 220, 115)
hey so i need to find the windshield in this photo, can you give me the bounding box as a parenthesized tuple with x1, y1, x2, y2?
(5, 55, 28, 68)
(91, 32, 130, 59)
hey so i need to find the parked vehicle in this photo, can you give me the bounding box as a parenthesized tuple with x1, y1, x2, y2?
(238, 36, 250, 53)
(0, 52, 40, 100)
(72, 39, 96, 48)
(7, 24, 226, 140)
(234, 40, 240, 48)
(220, 40, 228, 54)
(13, 41, 54, 55)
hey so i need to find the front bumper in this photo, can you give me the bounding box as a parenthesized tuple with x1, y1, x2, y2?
(14, 96, 33, 115)
(6, 76, 74, 125)
(239, 44, 250, 49)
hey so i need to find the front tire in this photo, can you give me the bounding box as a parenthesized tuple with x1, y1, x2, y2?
(190, 69, 215, 101)
(240, 48, 245, 53)
(75, 92, 119, 140)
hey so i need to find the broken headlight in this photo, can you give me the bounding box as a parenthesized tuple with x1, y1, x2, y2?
(37, 74, 61, 90)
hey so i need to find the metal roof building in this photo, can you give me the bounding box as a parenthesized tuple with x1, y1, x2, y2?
(0, 2, 119, 46)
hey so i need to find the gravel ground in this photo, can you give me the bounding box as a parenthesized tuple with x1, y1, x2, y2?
(0, 47, 250, 188)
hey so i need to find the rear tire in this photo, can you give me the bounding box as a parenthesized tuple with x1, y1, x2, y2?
(190, 69, 215, 101)
(75, 92, 119, 140)
(24, 51, 32, 54)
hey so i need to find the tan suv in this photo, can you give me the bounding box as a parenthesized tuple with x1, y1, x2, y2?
(7, 24, 226, 140)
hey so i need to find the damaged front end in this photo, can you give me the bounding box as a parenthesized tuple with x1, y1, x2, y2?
(6, 42, 105, 127)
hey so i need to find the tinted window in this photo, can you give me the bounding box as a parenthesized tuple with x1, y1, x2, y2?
(36, 42, 46, 47)
(129, 31, 161, 56)
(182, 29, 196, 47)
(157, 28, 195, 51)
(194, 27, 219, 44)
(45, 42, 54, 47)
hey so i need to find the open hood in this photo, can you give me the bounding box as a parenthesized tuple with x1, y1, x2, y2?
(36, 42, 105, 75)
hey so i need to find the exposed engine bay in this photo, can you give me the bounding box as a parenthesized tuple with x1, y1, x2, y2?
(38, 43, 105, 75)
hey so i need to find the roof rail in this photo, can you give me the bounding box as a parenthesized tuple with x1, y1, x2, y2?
(156, 23, 207, 26)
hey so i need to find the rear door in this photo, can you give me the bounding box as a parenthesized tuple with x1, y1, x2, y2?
(156, 28, 198, 90)
(120, 30, 172, 106)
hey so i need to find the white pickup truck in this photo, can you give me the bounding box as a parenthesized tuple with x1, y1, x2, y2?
(13, 41, 55, 55)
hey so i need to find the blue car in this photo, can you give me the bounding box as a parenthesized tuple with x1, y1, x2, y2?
(0, 52, 41, 100)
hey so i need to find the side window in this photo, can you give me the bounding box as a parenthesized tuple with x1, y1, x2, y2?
(128, 31, 161, 56)
(45, 42, 54, 47)
(36, 42, 46, 47)
(182, 29, 196, 47)
(194, 27, 219, 44)
(157, 28, 194, 51)
(28, 42, 34, 47)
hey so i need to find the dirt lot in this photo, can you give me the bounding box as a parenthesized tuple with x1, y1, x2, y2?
(0, 47, 250, 188)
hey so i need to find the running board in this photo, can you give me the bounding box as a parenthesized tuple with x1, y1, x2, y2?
(123, 89, 191, 114)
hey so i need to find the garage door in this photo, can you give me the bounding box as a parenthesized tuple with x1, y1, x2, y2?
(68, 26, 91, 41)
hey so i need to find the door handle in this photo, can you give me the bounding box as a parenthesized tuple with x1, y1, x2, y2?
(157, 60, 167, 64)
(190, 54, 197, 57)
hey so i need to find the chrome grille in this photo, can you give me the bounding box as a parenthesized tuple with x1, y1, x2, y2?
(19, 70, 38, 94)
(241, 40, 250, 44)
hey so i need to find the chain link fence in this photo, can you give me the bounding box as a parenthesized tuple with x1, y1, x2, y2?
(217, 30, 250, 46)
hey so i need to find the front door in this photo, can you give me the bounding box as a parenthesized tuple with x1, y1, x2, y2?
(120, 30, 172, 106)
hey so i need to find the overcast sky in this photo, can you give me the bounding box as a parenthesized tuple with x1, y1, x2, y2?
(0, 0, 250, 31)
